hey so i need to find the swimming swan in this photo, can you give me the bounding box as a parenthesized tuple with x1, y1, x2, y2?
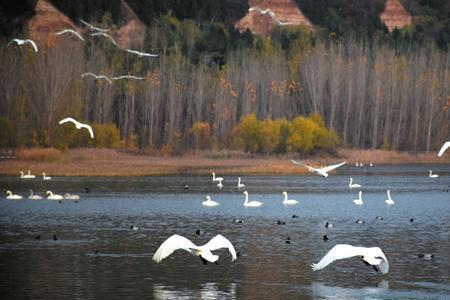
(429, 170, 439, 178)
(6, 190, 22, 199)
(217, 178, 223, 189)
(29, 190, 42, 200)
(237, 177, 245, 189)
(242, 191, 263, 207)
(385, 190, 394, 206)
(212, 172, 223, 182)
(291, 160, 346, 177)
(312, 244, 389, 274)
(202, 195, 220, 207)
(349, 177, 362, 188)
(46, 191, 64, 200)
(42, 172, 51, 180)
(153, 234, 237, 265)
(64, 193, 80, 200)
(20, 170, 36, 179)
(353, 191, 363, 205)
(282, 191, 298, 205)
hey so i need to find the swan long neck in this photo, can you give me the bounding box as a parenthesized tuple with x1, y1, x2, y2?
(244, 193, 248, 204)
(359, 191, 362, 200)
(387, 190, 391, 200)
(283, 193, 288, 202)
(212, 172, 215, 180)
(238, 177, 241, 184)
(7, 191, 12, 196)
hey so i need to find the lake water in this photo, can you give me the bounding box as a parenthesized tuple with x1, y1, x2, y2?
(1, 164, 449, 299)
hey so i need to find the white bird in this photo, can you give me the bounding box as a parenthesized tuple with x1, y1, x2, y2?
(438, 141, 450, 157)
(355, 162, 359, 167)
(112, 75, 144, 81)
(82, 72, 112, 84)
(79, 19, 109, 32)
(349, 177, 362, 188)
(152, 234, 237, 265)
(130, 225, 139, 230)
(242, 191, 263, 207)
(353, 191, 363, 205)
(64, 193, 80, 200)
(369, 162, 374, 167)
(59, 117, 94, 139)
(237, 177, 245, 189)
(429, 170, 439, 178)
(291, 160, 346, 177)
(202, 195, 220, 207)
(42, 172, 51, 180)
(6, 190, 22, 200)
(212, 172, 223, 182)
(125, 49, 158, 57)
(248, 6, 295, 26)
(385, 190, 394, 206)
(217, 178, 223, 189)
(8, 38, 38, 52)
(90, 32, 117, 46)
(282, 191, 298, 205)
(312, 244, 389, 274)
(54, 29, 85, 41)
(28, 190, 42, 200)
(20, 170, 36, 179)
(46, 191, 64, 200)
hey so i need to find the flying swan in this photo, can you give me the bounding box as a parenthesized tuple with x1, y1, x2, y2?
(113, 75, 144, 81)
(353, 191, 363, 205)
(291, 160, 346, 177)
(349, 177, 361, 188)
(54, 29, 85, 41)
(79, 19, 109, 32)
(438, 141, 450, 157)
(125, 49, 158, 57)
(152, 234, 237, 265)
(248, 7, 296, 26)
(282, 191, 298, 205)
(312, 244, 389, 274)
(242, 191, 263, 207)
(202, 195, 220, 207)
(59, 117, 94, 139)
(385, 190, 394, 206)
(8, 38, 38, 52)
(82, 72, 112, 84)
(90, 32, 117, 46)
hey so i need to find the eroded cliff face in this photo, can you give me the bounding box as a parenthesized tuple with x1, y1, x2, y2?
(116, 0, 145, 49)
(380, 0, 412, 32)
(235, 0, 314, 36)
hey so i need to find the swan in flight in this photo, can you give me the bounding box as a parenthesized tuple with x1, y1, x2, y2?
(282, 191, 298, 205)
(243, 191, 263, 207)
(90, 32, 117, 46)
(348, 177, 361, 188)
(429, 170, 439, 178)
(112, 75, 144, 81)
(438, 141, 450, 157)
(79, 19, 109, 32)
(291, 160, 346, 177)
(202, 195, 220, 207)
(385, 190, 394, 206)
(6, 190, 22, 199)
(212, 172, 223, 182)
(59, 117, 94, 138)
(20, 170, 36, 179)
(82, 72, 112, 84)
(8, 38, 38, 52)
(217, 178, 223, 189)
(353, 191, 363, 205)
(237, 177, 245, 189)
(42, 172, 51, 180)
(248, 7, 295, 26)
(64, 193, 80, 200)
(46, 191, 64, 200)
(125, 49, 158, 57)
(153, 234, 237, 265)
(54, 29, 85, 41)
(29, 190, 42, 200)
(311, 244, 389, 274)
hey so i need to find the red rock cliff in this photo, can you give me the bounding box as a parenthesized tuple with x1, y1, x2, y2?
(380, 0, 412, 32)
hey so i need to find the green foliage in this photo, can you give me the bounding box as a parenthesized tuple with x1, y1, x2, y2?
(231, 113, 339, 155)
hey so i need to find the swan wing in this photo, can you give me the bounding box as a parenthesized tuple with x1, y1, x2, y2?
(204, 234, 237, 261)
(82, 72, 96, 78)
(125, 49, 140, 55)
(59, 117, 78, 125)
(372, 247, 389, 274)
(152, 234, 199, 263)
(311, 244, 360, 271)
(290, 160, 317, 172)
(25, 39, 38, 52)
(80, 124, 94, 138)
(99, 76, 112, 84)
(80, 19, 109, 32)
(438, 141, 450, 157)
(320, 162, 346, 173)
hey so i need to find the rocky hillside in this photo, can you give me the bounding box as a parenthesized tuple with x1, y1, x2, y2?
(380, 0, 412, 32)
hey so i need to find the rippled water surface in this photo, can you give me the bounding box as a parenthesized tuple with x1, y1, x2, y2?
(1, 164, 449, 299)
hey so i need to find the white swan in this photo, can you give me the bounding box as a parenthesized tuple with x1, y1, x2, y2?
(243, 191, 263, 207)
(59, 117, 94, 138)
(54, 29, 85, 41)
(212, 172, 223, 182)
(429, 170, 439, 178)
(353, 191, 363, 205)
(153, 234, 237, 264)
(90, 32, 117, 46)
(125, 49, 158, 57)
(28, 190, 42, 200)
(312, 244, 389, 274)
(20, 170, 35, 179)
(82, 72, 112, 84)
(202, 195, 220, 207)
(349, 177, 361, 188)
(64, 193, 80, 200)
(217, 178, 223, 189)
(385, 190, 394, 206)
(112, 75, 144, 80)
(42, 172, 51, 180)
(237, 177, 245, 189)
(8, 38, 38, 52)
(46, 191, 64, 200)
(6, 190, 22, 199)
(248, 7, 295, 26)
(79, 19, 109, 32)
(438, 141, 450, 157)
(291, 160, 346, 177)
(282, 191, 298, 205)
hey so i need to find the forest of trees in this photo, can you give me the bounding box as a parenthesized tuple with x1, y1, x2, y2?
(0, 1, 449, 154)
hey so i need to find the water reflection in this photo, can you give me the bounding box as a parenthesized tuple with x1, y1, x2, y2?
(153, 283, 236, 300)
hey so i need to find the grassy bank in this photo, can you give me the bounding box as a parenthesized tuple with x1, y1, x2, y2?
(0, 148, 446, 177)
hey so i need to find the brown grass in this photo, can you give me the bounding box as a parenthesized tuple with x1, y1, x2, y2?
(0, 148, 446, 177)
